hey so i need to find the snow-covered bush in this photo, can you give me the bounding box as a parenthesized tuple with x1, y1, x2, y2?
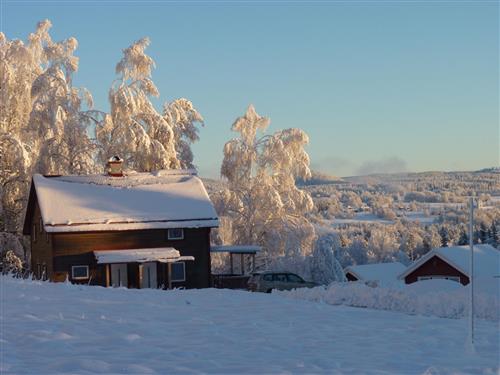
(277, 280, 499, 321)
(309, 228, 346, 284)
(1, 250, 23, 275)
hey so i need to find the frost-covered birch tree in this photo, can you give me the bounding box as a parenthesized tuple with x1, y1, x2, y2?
(163, 98, 204, 169)
(0, 20, 97, 256)
(217, 105, 315, 266)
(29, 30, 99, 175)
(0, 21, 51, 233)
(97, 38, 204, 172)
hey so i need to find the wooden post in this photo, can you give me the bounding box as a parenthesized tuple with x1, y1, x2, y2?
(241, 253, 245, 275)
(167, 262, 172, 290)
(230, 253, 234, 275)
(105, 264, 110, 287)
(138, 264, 143, 289)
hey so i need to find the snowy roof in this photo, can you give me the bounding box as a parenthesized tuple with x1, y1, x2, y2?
(94, 248, 195, 264)
(210, 245, 262, 254)
(31, 170, 219, 233)
(398, 244, 500, 280)
(344, 262, 406, 283)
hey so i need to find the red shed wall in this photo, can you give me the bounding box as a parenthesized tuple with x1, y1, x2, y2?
(404, 255, 469, 285)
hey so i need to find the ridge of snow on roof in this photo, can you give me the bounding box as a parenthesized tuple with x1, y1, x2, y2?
(33, 170, 219, 232)
(94, 248, 195, 264)
(344, 262, 406, 283)
(398, 244, 500, 279)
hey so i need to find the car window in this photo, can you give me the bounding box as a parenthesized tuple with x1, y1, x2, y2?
(263, 274, 273, 282)
(287, 274, 304, 283)
(273, 274, 287, 282)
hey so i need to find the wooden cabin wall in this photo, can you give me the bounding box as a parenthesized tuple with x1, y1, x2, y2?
(51, 228, 212, 288)
(30, 200, 53, 280)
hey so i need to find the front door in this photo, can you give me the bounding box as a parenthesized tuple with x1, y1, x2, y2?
(140, 262, 157, 289)
(110, 263, 128, 287)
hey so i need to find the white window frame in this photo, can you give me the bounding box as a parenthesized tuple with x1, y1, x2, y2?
(167, 228, 184, 240)
(417, 275, 460, 283)
(171, 262, 186, 282)
(71, 265, 90, 280)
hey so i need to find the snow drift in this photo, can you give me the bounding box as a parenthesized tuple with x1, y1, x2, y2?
(277, 279, 500, 321)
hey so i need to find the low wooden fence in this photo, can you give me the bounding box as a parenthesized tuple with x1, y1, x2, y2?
(212, 274, 250, 290)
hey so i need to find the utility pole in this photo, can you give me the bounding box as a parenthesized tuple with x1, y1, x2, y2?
(467, 196, 475, 352)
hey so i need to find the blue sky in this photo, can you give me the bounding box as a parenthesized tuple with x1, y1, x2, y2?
(2, 0, 498, 177)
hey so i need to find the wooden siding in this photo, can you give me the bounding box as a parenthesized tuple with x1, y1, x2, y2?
(51, 228, 212, 289)
(30, 199, 53, 280)
(404, 255, 469, 285)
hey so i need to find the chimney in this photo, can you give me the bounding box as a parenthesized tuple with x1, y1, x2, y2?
(107, 156, 123, 177)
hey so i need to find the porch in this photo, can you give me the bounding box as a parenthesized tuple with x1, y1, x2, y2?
(211, 245, 261, 289)
(94, 248, 194, 289)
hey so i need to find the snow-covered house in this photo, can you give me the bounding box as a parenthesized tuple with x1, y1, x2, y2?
(344, 262, 406, 285)
(398, 244, 499, 286)
(23, 166, 219, 289)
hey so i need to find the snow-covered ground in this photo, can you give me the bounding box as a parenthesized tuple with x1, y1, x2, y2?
(332, 211, 438, 227)
(332, 213, 394, 226)
(398, 211, 436, 224)
(1, 276, 499, 374)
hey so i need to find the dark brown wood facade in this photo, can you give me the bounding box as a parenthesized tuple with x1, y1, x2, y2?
(30, 199, 53, 281)
(25, 189, 213, 289)
(345, 272, 358, 282)
(403, 255, 469, 285)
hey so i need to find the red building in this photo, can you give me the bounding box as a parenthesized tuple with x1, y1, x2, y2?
(398, 244, 499, 286)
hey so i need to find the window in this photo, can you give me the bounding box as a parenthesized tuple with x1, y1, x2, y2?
(167, 228, 184, 240)
(287, 273, 304, 283)
(171, 262, 186, 282)
(32, 224, 37, 242)
(417, 275, 460, 283)
(72, 265, 89, 280)
(273, 274, 287, 282)
(263, 274, 273, 282)
(39, 218, 43, 233)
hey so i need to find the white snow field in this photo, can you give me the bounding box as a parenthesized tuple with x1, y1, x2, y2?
(1, 277, 499, 374)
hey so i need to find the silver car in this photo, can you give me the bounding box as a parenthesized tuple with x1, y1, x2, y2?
(247, 272, 318, 293)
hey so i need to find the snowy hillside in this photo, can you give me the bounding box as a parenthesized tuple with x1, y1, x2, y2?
(1, 277, 498, 374)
